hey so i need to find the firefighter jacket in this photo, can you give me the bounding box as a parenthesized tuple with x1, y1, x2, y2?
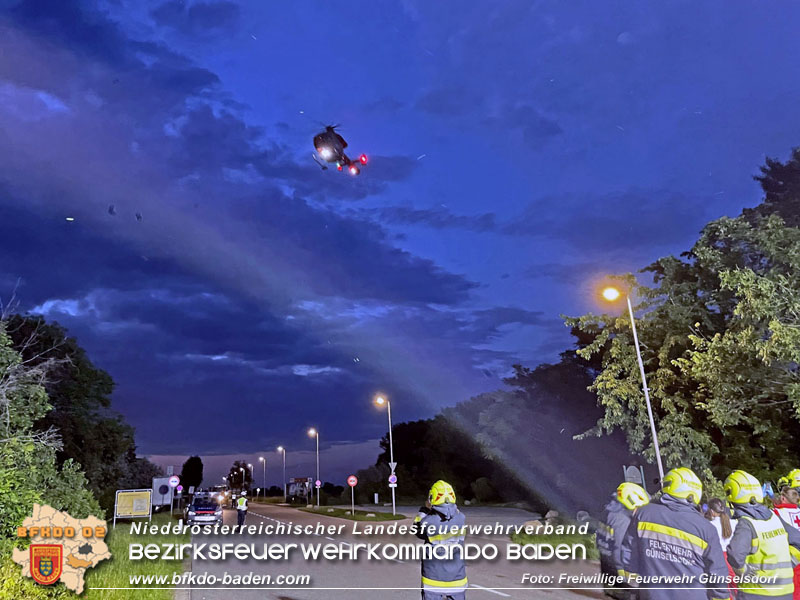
(621, 493, 731, 600)
(414, 502, 467, 596)
(597, 496, 634, 576)
(727, 502, 800, 599)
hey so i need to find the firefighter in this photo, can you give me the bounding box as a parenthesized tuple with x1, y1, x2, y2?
(773, 470, 800, 600)
(597, 482, 650, 598)
(413, 480, 467, 600)
(726, 470, 800, 600)
(621, 467, 731, 600)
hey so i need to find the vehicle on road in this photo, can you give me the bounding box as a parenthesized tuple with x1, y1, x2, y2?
(185, 496, 223, 526)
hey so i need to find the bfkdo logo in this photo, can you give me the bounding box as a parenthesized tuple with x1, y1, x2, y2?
(30, 544, 63, 585)
(13, 504, 112, 593)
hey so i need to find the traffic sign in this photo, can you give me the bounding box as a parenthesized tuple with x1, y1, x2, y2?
(315, 479, 321, 488)
(177, 485, 183, 492)
(388, 483, 397, 488)
(388, 474, 397, 484)
(389, 461, 397, 472)
(168, 475, 180, 488)
(347, 475, 358, 487)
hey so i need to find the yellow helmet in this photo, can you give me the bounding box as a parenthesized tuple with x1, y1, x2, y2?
(724, 470, 763, 505)
(662, 467, 703, 504)
(428, 480, 456, 505)
(786, 469, 800, 489)
(616, 482, 650, 510)
(778, 476, 790, 490)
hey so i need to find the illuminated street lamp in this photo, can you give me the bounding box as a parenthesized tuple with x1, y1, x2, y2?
(374, 395, 397, 515)
(601, 284, 665, 483)
(308, 428, 320, 507)
(258, 456, 266, 494)
(239, 467, 245, 490)
(277, 446, 287, 502)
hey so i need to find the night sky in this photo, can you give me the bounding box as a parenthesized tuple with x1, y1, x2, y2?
(2, 1, 799, 486)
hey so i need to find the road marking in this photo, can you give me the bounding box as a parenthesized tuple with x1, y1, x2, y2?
(325, 536, 335, 540)
(471, 584, 511, 597)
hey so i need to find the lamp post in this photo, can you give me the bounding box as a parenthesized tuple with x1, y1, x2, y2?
(259, 456, 266, 495)
(375, 395, 397, 515)
(239, 467, 245, 491)
(308, 428, 320, 507)
(277, 446, 287, 502)
(602, 285, 665, 483)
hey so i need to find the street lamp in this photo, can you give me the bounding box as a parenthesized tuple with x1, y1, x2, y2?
(308, 428, 320, 507)
(375, 395, 397, 515)
(601, 285, 665, 483)
(259, 456, 266, 496)
(277, 446, 287, 502)
(239, 467, 245, 490)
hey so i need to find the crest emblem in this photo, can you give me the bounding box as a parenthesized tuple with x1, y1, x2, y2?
(30, 544, 62, 585)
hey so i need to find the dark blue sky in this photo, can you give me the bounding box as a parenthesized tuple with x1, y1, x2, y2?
(2, 0, 799, 485)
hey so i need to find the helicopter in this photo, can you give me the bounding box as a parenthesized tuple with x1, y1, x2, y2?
(312, 125, 367, 175)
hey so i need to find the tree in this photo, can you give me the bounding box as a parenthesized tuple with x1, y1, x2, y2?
(227, 461, 253, 490)
(0, 320, 100, 597)
(565, 152, 800, 485)
(4, 316, 162, 510)
(180, 456, 204, 490)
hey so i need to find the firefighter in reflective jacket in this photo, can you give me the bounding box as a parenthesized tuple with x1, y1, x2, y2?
(773, 469, 800, 600)
(414, 480, 467, 600)
(236, 491, 248, 526)
(597, 482, 649, 598)
(621, 467, 731, 600)
(725, 470, 800, 600)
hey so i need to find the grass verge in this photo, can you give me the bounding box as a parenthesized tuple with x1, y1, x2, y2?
(300, 507, 406, 521)
(510, 531, 599, 561)
(82, 512, 190, 600)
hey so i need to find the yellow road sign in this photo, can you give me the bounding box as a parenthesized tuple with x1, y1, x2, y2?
(115, 490, 152, 518)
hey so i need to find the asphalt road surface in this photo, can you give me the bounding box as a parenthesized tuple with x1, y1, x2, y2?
(188, 503, 605, 600)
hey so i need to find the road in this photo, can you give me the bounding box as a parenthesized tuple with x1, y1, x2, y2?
(188, 503, 605, 600)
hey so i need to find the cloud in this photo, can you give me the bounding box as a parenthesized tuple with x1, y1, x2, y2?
(415, 86, 477, 116)
(484, 104, 563, 148)
(353, 206, 497, 232)
(504, 189, 712, 253)
(151, 1, 241, 38)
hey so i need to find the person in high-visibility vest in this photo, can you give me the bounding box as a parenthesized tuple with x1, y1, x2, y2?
(596, 482, 649, 599)
(621, 467, 731, 600)
(413, 480, 467, 600)
(236, 491, 248, 526)
(726, 470, 800, 600)
(773, 470, 800, 600)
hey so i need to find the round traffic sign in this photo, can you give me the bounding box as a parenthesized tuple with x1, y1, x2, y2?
(177, 485, 183, 492)
(315, 479, 321, 488)
(347, 475, 358, 487)
(158, 484, 169, 495)
(388, 474, 397, 484)
(168, 475, 180, 488)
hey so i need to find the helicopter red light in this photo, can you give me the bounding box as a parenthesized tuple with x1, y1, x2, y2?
(359, 154, 367, 164)
(337, 165, 343, 171)
(349, 165, 359, 175)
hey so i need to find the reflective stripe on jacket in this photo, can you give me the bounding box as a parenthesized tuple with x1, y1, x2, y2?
(737, 513, 794, 598)
(236, 497, 248, 510)
(414, 503, 467, 593)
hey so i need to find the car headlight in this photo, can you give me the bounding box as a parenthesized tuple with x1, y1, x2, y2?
(188, 510, 196, 515)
